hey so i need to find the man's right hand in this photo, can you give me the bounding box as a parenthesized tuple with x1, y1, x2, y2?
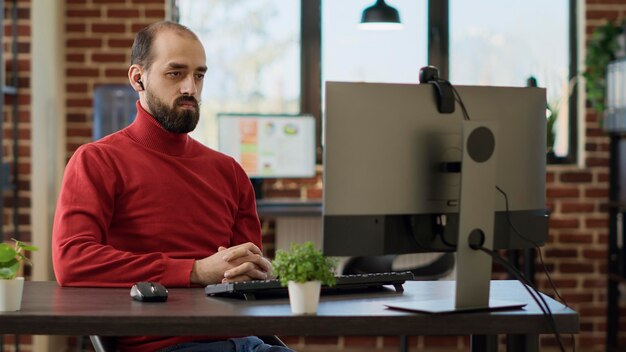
(189, 242, 272, 286)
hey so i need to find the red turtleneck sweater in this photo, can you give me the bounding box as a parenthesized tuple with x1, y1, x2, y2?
(52, 101, 261, 352)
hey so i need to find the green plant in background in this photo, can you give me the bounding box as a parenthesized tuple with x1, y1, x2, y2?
(272, 241, 337, 287)
(546, 102, 558, 153)
(0, 239, 38, 279)
(584, 20, 624, 114)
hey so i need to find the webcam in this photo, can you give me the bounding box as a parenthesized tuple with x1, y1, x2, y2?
(418, 66, 454, 114)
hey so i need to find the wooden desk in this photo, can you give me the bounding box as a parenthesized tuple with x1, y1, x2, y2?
(1, 281, 577, 351)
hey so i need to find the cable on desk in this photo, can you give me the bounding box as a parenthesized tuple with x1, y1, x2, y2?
(496, 185, 576, 351)
(496, 186, 570, 309)
(434, 214, 456, 249)
(416, 86, 575, 351)
(477, 246, 567, 352)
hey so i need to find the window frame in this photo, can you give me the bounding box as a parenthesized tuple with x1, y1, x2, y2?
(301, 0, 322, 162)
(420, 0, 580, 164)
(173, 0, 578, 164)
(308, 0, 578, 164)
(408, 0, 579, 164)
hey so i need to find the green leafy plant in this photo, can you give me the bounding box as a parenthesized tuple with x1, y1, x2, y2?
(584, 20, 624, 114)
(546, 103, 558, 153)
(272, 241, 337, 287)
(0, 239, 38, 280)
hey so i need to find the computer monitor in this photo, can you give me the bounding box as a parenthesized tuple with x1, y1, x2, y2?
(322, 81, 548, 312)
(217, 113, 317, 179)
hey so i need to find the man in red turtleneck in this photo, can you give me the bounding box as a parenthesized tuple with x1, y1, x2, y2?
(52, 21, 293, 352)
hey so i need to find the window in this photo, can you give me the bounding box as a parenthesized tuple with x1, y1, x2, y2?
(322, 0, 427, 84)
(448, 0, 576, 162)
(177, 0, 301, 149)
(177, 0, 578, 163)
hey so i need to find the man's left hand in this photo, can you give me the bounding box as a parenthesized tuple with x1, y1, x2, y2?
(219, 244, 272, 282)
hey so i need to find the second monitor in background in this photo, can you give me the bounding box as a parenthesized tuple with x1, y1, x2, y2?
(218, 113, 317, 199)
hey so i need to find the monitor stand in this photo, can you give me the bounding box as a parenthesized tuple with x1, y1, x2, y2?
(386, 121, 526, 314)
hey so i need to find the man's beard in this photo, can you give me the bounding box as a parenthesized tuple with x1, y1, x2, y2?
(145, 89, 200, 134)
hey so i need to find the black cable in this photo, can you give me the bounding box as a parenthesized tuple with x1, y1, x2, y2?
(495, 186, 570, 309)
(438, 230, 455, 248)
(450, 85, 471, 121)
(438, 79, 470, 121)
(478, 246, 567, 352)
(434, 83, 574, 350)
(496, 186, 577, 350)
(486, 248, 566, 351)
(435, 215, 456, 248)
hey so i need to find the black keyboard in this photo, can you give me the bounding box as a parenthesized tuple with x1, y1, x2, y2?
(204, 271, 414, 300)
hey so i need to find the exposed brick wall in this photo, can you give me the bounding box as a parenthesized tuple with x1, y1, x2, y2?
(2, 0, 32, 243)
(544, 163, 611, 351)
(544, 1, 626, 351)
(1, 0, 625, 351)
(263, 166, 323, 200)
(0, 0, 166, 350)
(64, 0, 165, 158)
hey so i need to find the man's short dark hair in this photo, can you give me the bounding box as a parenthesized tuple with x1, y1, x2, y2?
(131, 21, 199, 69)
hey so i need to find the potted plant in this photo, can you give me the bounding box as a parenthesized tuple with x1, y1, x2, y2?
(0, 239, 38, 311)
(584, 20, 625, 114)
(272, 241, 337, 314)
(546, 102, 558, 157)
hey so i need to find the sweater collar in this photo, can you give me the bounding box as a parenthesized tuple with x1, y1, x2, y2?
(125, 100, 190, 156)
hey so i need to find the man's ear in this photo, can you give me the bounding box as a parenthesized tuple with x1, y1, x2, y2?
(128, 65, 144, 92)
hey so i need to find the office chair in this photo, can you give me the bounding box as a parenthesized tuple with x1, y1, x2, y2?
(88, 335, 289, 352)
(342, 252, 455, 280)
(89, 336, 116, 352)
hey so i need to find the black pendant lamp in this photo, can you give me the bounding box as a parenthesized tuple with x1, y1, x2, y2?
(359, 0, 402, 30)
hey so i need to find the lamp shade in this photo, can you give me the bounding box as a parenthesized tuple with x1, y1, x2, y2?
(359, 0, 402, 30)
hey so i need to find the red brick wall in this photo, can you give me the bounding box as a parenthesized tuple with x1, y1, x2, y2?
(2, 0, 32, 243)
(2, 0, 625, 351)
(546, 1, 626, 350)
(64, 0, 165, 157)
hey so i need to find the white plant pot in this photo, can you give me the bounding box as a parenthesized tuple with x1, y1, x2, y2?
(0, 277, 24, 311)
(287, 280, 321, 315)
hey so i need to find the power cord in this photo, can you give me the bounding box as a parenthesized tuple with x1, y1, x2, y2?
(495, 186, 576, 351)
(445, 81, 471, 121)
(422, 75, 574, 350)
(437, 78, 576, 351)
(495, 186, 570, 308)
(477, 245, 567, 352)
(440, 79, 571, 309)
(435, 214, 456, 248)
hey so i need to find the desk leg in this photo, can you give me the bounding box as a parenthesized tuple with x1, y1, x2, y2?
(506, 334, 538, 352)
(399, 335, 408, 352)
(471, 335, 497, 352)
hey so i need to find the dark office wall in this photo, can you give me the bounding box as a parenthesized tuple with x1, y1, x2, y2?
(1, 0, 623, 351)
